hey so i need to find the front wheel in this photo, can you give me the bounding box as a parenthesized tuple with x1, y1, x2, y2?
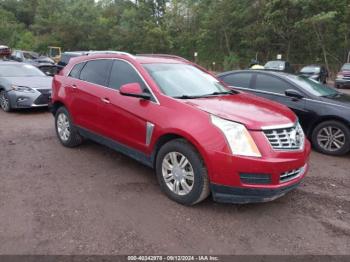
(312, 120, 350, 156)
(156, 139, 210, 205)
(55, 106, 83, 147)
(0, 90, 11, 112)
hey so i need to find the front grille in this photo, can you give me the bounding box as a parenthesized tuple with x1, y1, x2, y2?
(280, 165, 306, 183)
(240, 173, 271, 185)
(37, 89, 51, 94)
(34, 93, 51, 105)
(263, 123, 304, 151)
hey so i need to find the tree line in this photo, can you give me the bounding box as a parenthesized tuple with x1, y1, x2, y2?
(1, 0, 349, 74)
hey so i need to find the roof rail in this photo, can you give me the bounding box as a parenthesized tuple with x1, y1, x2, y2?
(136, 54, 190, 62)
(87, 50, 134, 57)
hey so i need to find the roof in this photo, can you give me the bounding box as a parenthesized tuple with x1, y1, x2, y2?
(69, 52, 189, 65)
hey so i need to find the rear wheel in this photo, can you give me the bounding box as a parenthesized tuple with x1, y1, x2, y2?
(156, 139, 210, 205)
(0, 90, 11, 112)
(55, 106, 83, 147)
(312, 120, 350, 156)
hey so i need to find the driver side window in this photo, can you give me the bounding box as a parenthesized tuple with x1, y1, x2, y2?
(108, 60, 147, 92)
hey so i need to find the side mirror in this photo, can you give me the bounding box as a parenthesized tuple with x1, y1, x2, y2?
(120, 83, 151, 100)
(285, 89, 304, 99)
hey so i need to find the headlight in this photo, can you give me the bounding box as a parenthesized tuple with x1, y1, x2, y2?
(211, 115, 262, 157)
(11, 85, 35, 93)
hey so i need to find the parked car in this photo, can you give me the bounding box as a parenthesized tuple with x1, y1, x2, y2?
(264, 60, 294, 73)
(335, 63, 350, 88)
(218, 70, 350, 156)
(0, 45, 11, 59)
(10, 50, 58, 76)
(299, 64, 328, 84)
(0, 62, 52, 112)
(50, 53, 310, 205)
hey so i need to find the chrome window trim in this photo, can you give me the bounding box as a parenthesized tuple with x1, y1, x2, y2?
(66, 58, 160, 105)
(229, 85, 288, 98)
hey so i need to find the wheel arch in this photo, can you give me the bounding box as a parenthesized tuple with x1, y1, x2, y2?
(50, 100, 66, 116)
(308, 116, 350, 137)
(151, 132, 210, 172)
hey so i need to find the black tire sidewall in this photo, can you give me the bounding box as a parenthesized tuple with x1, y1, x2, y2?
(55, 107, 81, 147)
(155, 139, 208, 205)
(312, 121, 350, 156)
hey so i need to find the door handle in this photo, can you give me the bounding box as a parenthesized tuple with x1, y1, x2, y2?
(101, 98, 110, 104)
(72, 84, 77, 89)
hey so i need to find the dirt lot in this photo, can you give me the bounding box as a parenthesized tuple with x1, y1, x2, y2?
(0, 94, 349, 255)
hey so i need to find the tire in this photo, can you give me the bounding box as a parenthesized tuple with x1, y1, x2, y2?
(0, 90, 11, 112)
(311, 120, 350, 156)
(155, 139, 210, 205)
(55, 106, 83, 147)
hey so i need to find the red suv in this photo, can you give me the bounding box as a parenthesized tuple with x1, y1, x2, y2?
(50, 53, 311, 205)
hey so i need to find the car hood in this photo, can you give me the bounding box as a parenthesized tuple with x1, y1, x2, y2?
(182, 93, 297, 130)
(6, 76, 52, 90)
(320, 92, 350, 109)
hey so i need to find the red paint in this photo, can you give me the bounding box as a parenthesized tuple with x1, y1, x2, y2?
(52, 53, 310, 193)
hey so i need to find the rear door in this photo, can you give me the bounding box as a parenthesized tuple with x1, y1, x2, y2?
(68, 59, 113, 134)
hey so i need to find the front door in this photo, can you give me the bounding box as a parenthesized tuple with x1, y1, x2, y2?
(99, 59, 158, 153)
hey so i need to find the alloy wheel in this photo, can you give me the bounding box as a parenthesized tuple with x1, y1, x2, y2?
(317, 126, 346, 152)
(0, 91, 10, 111)
(56, 113, 71, 142)
(162, 152, 194, 196)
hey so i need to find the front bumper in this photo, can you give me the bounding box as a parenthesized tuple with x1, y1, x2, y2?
(206, 135, 311, 204)
(8, 89, 51, 109)
(211, 177, 304, 204)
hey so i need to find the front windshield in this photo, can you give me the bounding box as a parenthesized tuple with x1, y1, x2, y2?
(301, 66, 320, 74)
(0, 64, 46, 77)
(143, 63, 230, 98)
(265, 61, 285, 70)
(288, 75, 338, 97)
(341, 63, 350, 70)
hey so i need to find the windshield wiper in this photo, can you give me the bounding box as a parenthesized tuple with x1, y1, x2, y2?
(173, 95, 204, 99)
(205, 90, 236, 96)
(173, 90, 236, 99)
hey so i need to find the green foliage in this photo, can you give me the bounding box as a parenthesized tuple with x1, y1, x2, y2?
(0, 0, 349, 71)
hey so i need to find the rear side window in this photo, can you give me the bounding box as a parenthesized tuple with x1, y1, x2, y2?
(69, 62, 85, 79)
(255, 74, 292, 94)
(221, 73, 252, 88)
(108, 60, 147, 91)
(80, 59, 113, 86)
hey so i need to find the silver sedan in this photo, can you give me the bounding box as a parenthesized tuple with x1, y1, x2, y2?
(0, 62, 52, 112)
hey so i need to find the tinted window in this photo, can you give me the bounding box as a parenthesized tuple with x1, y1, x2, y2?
(69, 62, 85, 79)
(221, 73, 252, 88)
(255, 74, 292, 94)
(109, 60, 146, 91)
(80, 60, 113, 86)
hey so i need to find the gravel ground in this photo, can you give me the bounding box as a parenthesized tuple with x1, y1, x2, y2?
(0, 100, 349, 255)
